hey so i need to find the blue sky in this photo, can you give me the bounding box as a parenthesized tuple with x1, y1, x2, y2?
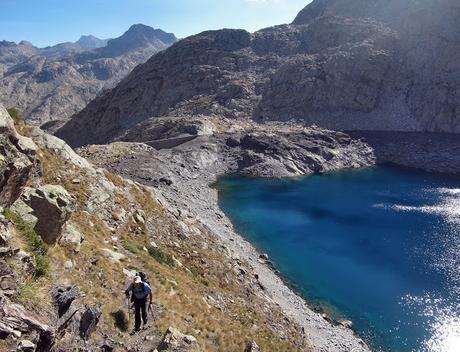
(0, 0, 311, 47)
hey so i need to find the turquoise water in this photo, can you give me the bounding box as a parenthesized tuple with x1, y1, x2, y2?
(216, 166, 460, 352)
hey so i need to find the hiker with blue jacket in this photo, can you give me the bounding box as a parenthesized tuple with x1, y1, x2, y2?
(125, 275, 152, 333)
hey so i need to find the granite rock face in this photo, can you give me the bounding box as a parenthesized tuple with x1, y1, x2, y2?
(0, 25, 177, 125)
(12, 185, 76, 244)
(0, 105, 38, 207)
(57, 0, 460, 147)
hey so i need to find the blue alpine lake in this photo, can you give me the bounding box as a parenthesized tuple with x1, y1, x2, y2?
(216, 166, 460, 352)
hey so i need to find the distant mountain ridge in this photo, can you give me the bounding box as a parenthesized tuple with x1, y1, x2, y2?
(0, 24, 177, 125)
(76, 35, 109, 50)
(56, 0, 460, 147)
(1, 34, 109, 61)
(38, 35, 107, 58)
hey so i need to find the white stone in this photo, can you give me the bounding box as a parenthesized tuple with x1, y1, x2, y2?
(101, 248, 126, 262)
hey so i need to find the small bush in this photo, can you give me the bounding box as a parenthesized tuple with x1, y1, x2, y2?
(110, 309, 129, 331)
(147, 246, 175, 266)
(2, 209, 49, 278)
(122, 238, 142, 255)
(6, 107, 22, 123)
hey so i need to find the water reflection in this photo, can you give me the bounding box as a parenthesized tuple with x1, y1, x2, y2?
(391, 186, 460, 351)
(426, 314, 460, 352)
(217, 167, 460, 351)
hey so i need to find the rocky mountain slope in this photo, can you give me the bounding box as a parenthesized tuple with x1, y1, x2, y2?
(0, 41, 38, 76)
(0, 25, 177, 126)
(0, 105, 373, 351)
(38, 35, 109, 58)
(56, 0, 460, 147)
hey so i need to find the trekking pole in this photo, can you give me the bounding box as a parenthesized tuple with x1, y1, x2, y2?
(149, 303, 154, 319)
(126, 298, 131, 324)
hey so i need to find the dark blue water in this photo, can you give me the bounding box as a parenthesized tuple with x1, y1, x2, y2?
(216, 166, 460, 352)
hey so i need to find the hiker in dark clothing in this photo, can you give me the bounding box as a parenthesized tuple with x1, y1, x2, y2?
(125, 275, 152, 333)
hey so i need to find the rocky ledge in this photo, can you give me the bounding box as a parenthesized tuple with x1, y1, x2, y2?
(349, 130, 460, 174)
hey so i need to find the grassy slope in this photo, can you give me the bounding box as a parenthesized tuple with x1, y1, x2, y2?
(4, 123, 310, 351)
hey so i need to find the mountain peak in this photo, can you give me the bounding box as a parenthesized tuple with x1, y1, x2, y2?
(127, 23, 152, 32)
(122, 24, 177, 46)
(76, 35, 108, 49)
(98, 24, 177, 57)
(18, 40, 36, 47)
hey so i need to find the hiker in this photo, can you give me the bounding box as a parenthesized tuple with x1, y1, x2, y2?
(125, 275, 152, 334)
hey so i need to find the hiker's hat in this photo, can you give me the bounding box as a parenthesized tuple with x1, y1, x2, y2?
(133, 275, 142, 284)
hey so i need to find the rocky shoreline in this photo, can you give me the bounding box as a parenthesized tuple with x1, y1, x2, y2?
(79, 116, 376, 352)
(349, 130, 460, 174)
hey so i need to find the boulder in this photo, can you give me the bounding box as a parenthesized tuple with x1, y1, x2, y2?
(157, 326, 200, 351)
(244, 341, 261, 352)
(17, 339, 36, 351)
(13, 185, 76, 244)
(99, 338, 116, 352)
(59, 222, 84, 252)
(30, 185, 76, 244)
(10, 193, 38, 228)
(79, 305, 102, 340)
(53, 285, 81, 318)
(101, 248, 126, 263)
(0, 260, 17, 296)
(15, 250, 36, 276)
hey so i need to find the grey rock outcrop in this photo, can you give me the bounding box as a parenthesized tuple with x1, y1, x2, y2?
(0, 105, 38, 207)
(119, 116, 217, 149)
(56, 0, 460, 148)
(109, 116, 375, 178)
(0, 299, 54, 351)
(12, 185, 76, 244)
(59, 222, 84, 252)
(244, 341, 261, 352)
(0, 25, 177, 125)
(0, 259, 18, 297)
(156, 326, 200, 352)
(51, 284, 103, 347)
(53, 285, 81, 318)
(79, 305, 102, 340)
(17, 339, 36, 351)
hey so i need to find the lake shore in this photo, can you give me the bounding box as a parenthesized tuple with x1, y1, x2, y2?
(79, 119, 376, 351)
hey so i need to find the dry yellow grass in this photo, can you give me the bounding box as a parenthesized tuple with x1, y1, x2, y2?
(13, 138, 311, 352)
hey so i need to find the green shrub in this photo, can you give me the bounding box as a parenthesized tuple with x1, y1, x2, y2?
(147, 246, 175, 266)
(110, 309, 129, 331)
(2, 209, 49, 278)
(6, 107, 22, 123)
(121, 237, 142, 255)
(34, 254, 49, 278)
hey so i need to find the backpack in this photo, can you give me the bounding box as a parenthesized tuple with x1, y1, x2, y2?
(138, 271, 150, 289)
